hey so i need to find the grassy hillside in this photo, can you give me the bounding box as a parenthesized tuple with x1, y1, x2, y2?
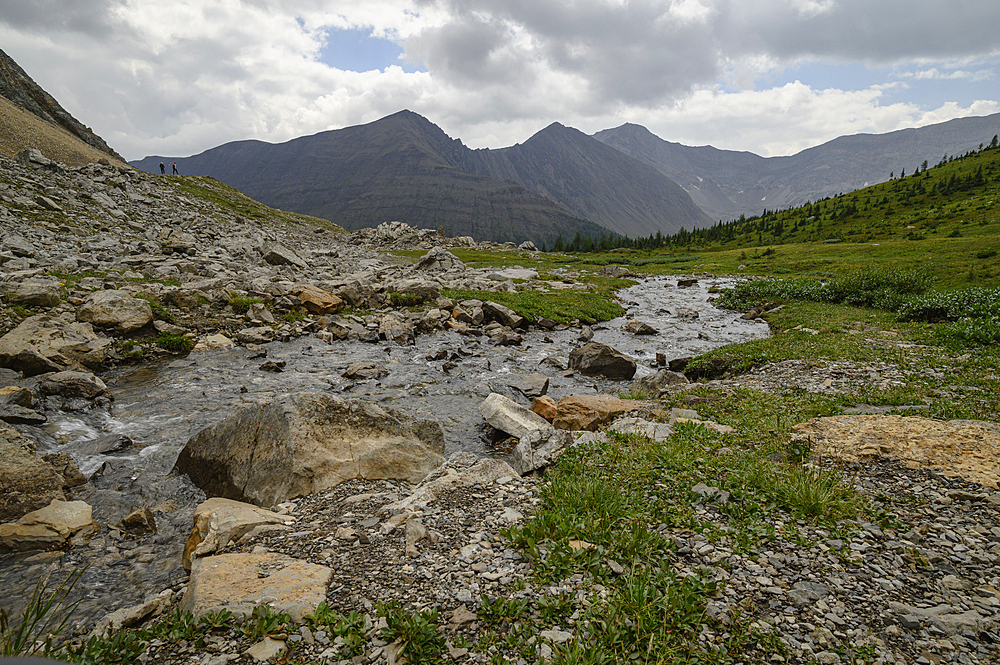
(568, 141, 999, 290)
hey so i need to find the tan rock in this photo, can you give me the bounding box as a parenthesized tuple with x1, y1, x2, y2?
(194, 333, 234, 351)
(531, 396, 558, 422)
(552, 395, 647, 432)
(292, 284, 343, 315)
(183, 497, 290, 570)
(180, 552, 332, 621)
(0, 499, 99, 552)
(0, 314, 112, 374)
(0, 422, 69, 521)
(791, 415, 1000, 488)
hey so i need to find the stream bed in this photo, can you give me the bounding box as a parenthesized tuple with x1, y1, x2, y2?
(1, 275, 768, 629)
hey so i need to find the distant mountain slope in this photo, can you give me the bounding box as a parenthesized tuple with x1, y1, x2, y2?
(133, 110, 710, 244)
(462, 123, 711, 238)
(0, 48, 125, 163)
(594, 113, 1000, 221)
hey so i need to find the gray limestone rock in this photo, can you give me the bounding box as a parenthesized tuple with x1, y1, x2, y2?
(511, 429, 575, 475)
(568, 342, 637, 380)
(5, 278, 62, 308)
(0, 315, 113, 374)
(76, 289, 154, 333)
(479, 392, 553, 439)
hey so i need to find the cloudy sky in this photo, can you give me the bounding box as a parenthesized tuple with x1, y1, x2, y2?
(2, 0, 999, 161)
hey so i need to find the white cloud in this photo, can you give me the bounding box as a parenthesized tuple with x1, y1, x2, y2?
(0, 0, 998, 161)
(908, 68, 994, 81)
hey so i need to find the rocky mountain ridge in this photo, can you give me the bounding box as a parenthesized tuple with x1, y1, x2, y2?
(0, 48, 125, 163)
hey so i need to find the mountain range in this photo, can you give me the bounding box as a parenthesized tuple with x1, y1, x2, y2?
(132, 110, 711, 246)
(136, 110, 1000, 244)
(594, 114, 1000, 221)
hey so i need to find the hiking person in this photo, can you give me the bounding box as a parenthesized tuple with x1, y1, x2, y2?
(159, 162, 165, 175)
(172, 162, 178, 175)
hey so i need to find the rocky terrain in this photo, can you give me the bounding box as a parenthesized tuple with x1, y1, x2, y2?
(0, 149, 998, 665)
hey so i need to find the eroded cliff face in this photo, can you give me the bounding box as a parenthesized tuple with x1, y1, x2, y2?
(0, 47, 125, 163)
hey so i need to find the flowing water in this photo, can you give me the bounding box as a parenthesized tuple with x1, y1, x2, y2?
(1, 276, 768, 628)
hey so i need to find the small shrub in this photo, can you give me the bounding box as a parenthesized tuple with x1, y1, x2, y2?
(237, 604, 290, 641)
(389, 292, 425, 308)
(137, 294, 175, 323)
(378, 601, 445, 664)
(932, 317, 1000, 349)
(975, 248, 997, 259)
(614, 387, 653, 401)
(155, 332, 195, 354)
(478, 595, 529, 625)
(227, 293, 263, 315)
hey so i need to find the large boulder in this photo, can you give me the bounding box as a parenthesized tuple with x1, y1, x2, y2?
(183, 497, 291, 570)
(415, 247, 465, 272)
(568, 343, 636, 380)
(0, 422, 73, 520)
(174, 393, 446, 508)
(552, 395, 648, 431)
(180, 552, 332, 621)
(76, 290, 153, 333)
(37, 370, 113, 411)
(0, 499, 99, 552)
(5, 278, 62, 308)
(0, 315, 112, 374)
(479, 393, 553, 439)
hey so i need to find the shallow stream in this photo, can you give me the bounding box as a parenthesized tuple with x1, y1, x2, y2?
(1, 275, 768, 629)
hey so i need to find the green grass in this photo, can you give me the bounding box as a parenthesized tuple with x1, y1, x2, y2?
(169, 176, 344, 232)
(496, 413, 864, 664)
(226, 293, 263, 315)
(154, 332, 195, 354)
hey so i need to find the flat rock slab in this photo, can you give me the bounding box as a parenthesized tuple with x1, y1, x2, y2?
(180, 552, 332, 620)
(568, 342, 636, 380)
(0, 499, 98, 552)
(0, 314, 112, 374)
(791, 415, 1000, 488)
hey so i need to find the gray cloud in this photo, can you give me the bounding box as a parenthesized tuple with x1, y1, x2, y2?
(0, 0, 126, 39)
